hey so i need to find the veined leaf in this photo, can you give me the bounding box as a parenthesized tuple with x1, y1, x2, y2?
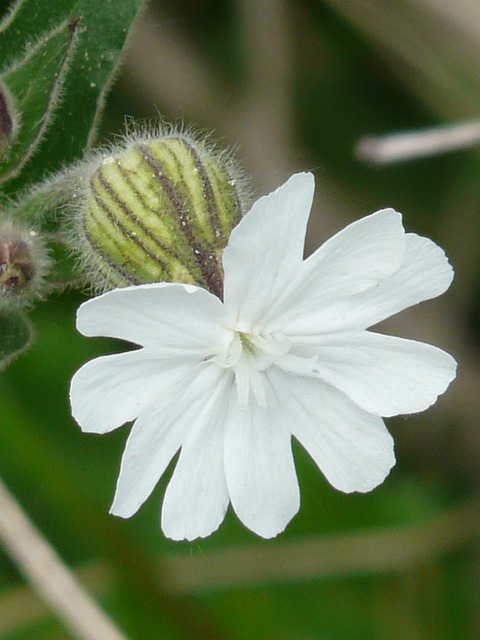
(0, 0, 144, 194)
(0, 18, 79, 184)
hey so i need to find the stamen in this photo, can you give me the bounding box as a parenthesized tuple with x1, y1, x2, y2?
(211, 327, 316, 407)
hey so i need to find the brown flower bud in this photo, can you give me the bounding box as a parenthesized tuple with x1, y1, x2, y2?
(0, 220, 50, 307)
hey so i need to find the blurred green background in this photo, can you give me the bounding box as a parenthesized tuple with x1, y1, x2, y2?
(1, 0, 480, 638)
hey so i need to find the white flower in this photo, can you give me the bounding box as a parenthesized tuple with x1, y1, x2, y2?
(70, 172, 456, 541)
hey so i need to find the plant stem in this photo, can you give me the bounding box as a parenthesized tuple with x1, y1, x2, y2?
(0, 477, 128, 640)
(356, 120, 480, 164)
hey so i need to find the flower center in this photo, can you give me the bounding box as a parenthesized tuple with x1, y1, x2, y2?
(211, 328, 317, 407)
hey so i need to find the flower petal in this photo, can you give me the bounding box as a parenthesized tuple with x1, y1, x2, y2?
(76, 282, 225, 352)
(161, 375, 231, 541)
(263, 209, 406, 333)
(110, 363, 224, 518)
(299, 208, 405, 293)
(224, 377, 300, 538)
(268, 369, 395, 493)
(280, 233, 453, 336)
(223, 172, 314, 330)
(70, 350, 184, 434)
(300, 331, 457, 417)
(338, 232, 455, 329)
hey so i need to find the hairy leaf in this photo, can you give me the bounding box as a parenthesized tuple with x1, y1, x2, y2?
(0, 0, 144, 194)
(0, 19, 79, 184)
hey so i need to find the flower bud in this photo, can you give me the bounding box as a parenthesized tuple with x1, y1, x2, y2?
(0, 219, 50, 307)
(70, 130, 250, 298)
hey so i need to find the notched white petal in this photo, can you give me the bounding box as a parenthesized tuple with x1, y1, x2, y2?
(224, 384, 300, 538)
(269, 369, 395, 494)
(330, 233, 453, 332)
(70, 350, 166, 434)
(76, 282, 225, 351)
(278, 233, 454, 337)
(262, 208, 407, 333)
(161, 376, 231, 541)
(303, 208, 406, 288)
(223, 172, 314, 328)
(110, 363, 225, 519)
(304, 331, 457, 417)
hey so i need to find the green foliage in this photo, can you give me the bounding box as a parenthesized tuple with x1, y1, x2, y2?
(0, 18, 79, 184)
(0, 309, 31, 369)
(0, 0, 144, 193)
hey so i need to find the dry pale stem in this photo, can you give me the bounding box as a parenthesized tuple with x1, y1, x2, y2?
(0, 477, 128, 640)
(356, 120, 480, 164)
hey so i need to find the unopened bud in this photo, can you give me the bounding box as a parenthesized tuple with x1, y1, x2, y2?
(69, 129, 250, 298)
(0, 220, 50, 307)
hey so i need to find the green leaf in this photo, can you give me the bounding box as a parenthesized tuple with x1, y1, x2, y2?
(0, 308, 33, 369)
(0, 0, 144, 194)
(0, 19, 79, 184)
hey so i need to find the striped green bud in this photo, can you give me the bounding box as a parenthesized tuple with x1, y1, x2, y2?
(72, 132, 249, 298)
